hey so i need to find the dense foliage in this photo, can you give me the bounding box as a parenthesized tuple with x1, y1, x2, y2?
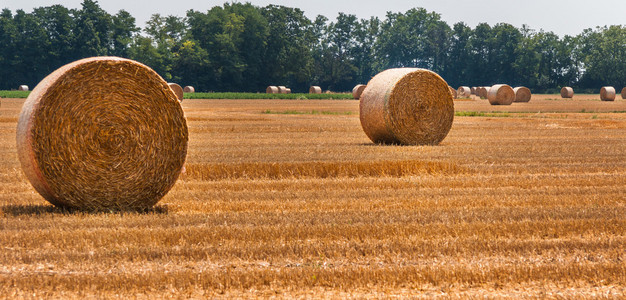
(1, 0, 625, 92)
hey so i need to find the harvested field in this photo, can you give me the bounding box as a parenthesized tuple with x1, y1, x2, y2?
(0, 95, 625, 298)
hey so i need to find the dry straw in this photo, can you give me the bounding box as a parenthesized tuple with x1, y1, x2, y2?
(600, 86, 616, 101)
(266, 86, 279, 94)
(183, 86, 195, 93)
(278, 86, 287, 94)
(309, 86, 322, 94)
(359, 68, 454, 145)
(561, 87, 574, 98)
(471, 87, 477, 95)
(622, 87, 626, 99)
(457, 86, 471, 98)
(478, 87, 489, 99)
(16, 56, 188, 210)
(353, 84, 366, 99)
(488, 84, 515, 105)
(285, 88, 292, 94)
(513, 86, 531, 102)
(448, 86, 457, 99)
(168, 83, 184, 102)
(18, 85, 29, 91)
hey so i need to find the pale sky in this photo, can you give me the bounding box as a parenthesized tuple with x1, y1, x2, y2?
(2, 0, 624, 37)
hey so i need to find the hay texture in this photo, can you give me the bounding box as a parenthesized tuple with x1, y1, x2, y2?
(457, 86, 471, 98)
(183, 86, 195, 93)
(353, 84, 366, 99)
(18, 85, 29, 91)
(168, 83, 184, 102)
(622, 87, 626, 99)
(266, 86, 279, 94)
(359, 68, 454, 145)
(309, 86, 322, 94)
(487, 84, 515, 105)
(278, 86, 287, 94)
(513, 86, 531, 102)
(471, 87, 477, 95)
(478, 87, 489, 99)
(600, 86, 616, 101)
(16, 56, 188, 210)
(561, 87, 574, 98)
(449, 86, 457, 99)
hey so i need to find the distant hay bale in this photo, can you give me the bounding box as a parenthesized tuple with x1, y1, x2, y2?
(487, 84, 515, 105)
(471, 87, 477, 95)
(168, 83, 184, 102)
(16, 56, 188, 210)
(309, 86, 322, 94)
(266, 86, 279, 94)
(622, 87, 626, 99)
(183, 86, 195, 93)
(449, 86, 457, 99)
(457, 86, 471, 98)
(561, 87, 574, 98)
(359, 68, 454, 145)
(285, 88, 292, 94)
(18, 85, 29, 91)
(278, 86, 287, 94)
(513, 86, 531, 102)
(478, 86, 490, 99)
(600, 86, 616, 101)
(353, 84, 366, 99)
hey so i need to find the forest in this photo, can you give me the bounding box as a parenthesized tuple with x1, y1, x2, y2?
(1, 0, 626, 93)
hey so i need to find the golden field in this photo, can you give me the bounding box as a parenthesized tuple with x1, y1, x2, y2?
(0, 95, 625, 298)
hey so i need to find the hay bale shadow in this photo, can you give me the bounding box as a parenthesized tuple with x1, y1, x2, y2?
(1, 204, 169, 216)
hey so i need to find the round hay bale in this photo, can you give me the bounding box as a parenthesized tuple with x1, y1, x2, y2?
(277, 86, 287, 94)
(353, 84, 366, 99)
(309, 86, 322, 94)
(457, 86, 471, 98)
(561, 87, 574, 98)
(448, 86, 457, 99)
(479, 86, 491, 99)
(487, 84, 515, 105)
(266, 86, 279, 94)
(513, 86, 531, 102)
(285, 88, 292, 94)
(359, 68, 454, 145)
(600, 86, 616, 101)
(168, 83, 184, 102)
(621, 87, 626, 99)
(18, 85, 29, 91)
(471, 87, 477, 95)
(183, 86, 195, 93)
(16, 56, 188, 210)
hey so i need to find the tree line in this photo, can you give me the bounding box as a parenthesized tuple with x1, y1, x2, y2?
(1, 0, 625, 93)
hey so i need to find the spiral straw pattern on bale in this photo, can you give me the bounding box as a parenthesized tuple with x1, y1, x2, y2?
(600, 86, 616, 101)
(19, 85, 29, 91)
(488, 84, 515, 105)
(359, 68, 454, 145)
(309, 86, 322, 94)
(353, 84, 366, 99)
(513, 86, 531, 102)
(168, 83, 184, 102)
(478, 87, 490, 99)
(183, 86, 195, 93)
(266, 86, 279, 94)
(561, 87, 574, 98)
(457, 86, 471, 98)
(16, 56, 189, 210)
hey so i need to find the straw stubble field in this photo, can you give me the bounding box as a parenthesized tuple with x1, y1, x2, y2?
(0, 95, 625, 298)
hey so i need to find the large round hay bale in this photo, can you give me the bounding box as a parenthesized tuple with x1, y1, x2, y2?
(277, 86, 287, 94)
(18, 85, 29, 91)
(457, 86, 471, 98)
(600, 86, 616, 101)
(359, 68, 454, 145)
(513, 86, 531, 102)
(449, 86, 457, 99)
(183, 86, 195, 93)
(487, 84, 515, 105)
(168, 83, 184, 102)
(561, 87, 574, 98)
(353, 84, 366, 99)
(309, 86, 322, 94)
(266, 86, 279, 94)
(16, 57, 188, 210)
